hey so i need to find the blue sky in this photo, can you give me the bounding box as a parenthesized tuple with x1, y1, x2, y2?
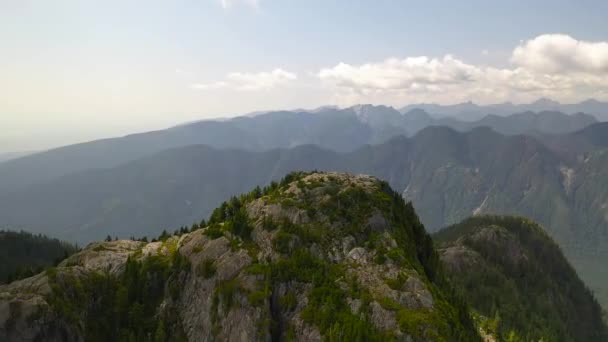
(1, 0, 608, 151)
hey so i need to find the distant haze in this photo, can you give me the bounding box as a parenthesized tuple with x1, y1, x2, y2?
(1, 1, 607, 152)
(2, 98, 607, 154)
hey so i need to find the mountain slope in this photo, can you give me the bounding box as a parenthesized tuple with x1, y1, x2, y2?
(434, 216, 607, 342)
(0, 145, 343, 242)
(0, 106, 595, 192)
(0, 172, 480, 341)
(434, 111, 596, 135)
(3, 125, 608, 309)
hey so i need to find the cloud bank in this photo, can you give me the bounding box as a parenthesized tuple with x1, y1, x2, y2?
(191, 34, 608, 106)
(512, 34, 608, 74)
(318, 34, 608, 105)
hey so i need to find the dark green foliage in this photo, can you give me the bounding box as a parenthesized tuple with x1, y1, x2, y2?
(274, 249, 392, 341)
(196, 259, 216, 279)
(434, 215, 608, 342)
(46, 248, 190, 342)
(215, 279, 240, 311)
(38, 171, 481, 341)
(208, 196, 253, 240)
(211, 278, 244, 330)
(0, 230, 78, 284)
(384, 272, 409, 291)
(203, 224, 224, 239)
(260, 172, 480, 341)
(272, 231, 295, 254)
(279, 291, 297, 312)
(157, 230, 170, 241)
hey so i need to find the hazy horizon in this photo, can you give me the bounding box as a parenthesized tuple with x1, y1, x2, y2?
(1, 96, 605, 154)
(2, 0, 608, 152)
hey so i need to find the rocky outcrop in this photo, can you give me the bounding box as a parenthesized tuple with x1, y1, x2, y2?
(0, 172, 481, 341)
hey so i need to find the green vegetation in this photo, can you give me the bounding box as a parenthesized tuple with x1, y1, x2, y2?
(434, 215, 608, 342)
(196, 259, 216, 279)
(5, 120, 608, 314)
(46, 248, 190, 342)
(0, 230, 78, 283)
(273, 249, 393, 341)
(255, 172, 480, 341)
(23, 171, 510, 341)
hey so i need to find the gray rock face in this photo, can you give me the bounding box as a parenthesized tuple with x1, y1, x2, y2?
(0, 282, 80, 342)
(60, 240, 145, 275)
(177, 232, 265, 342)
(439, 245, 482, 273)
(0, 172, 479, 341)
(1, 241, 148, 342)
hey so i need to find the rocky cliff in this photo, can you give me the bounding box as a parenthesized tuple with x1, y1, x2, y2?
(0, 172, 480, 341)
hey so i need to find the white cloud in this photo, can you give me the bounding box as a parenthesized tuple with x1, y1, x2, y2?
(192, 68, 297, 91)
(317, 34, 608, 106)
(319, 55, 478, 90)
(219, 0, 259, 9)
(512, 34, 608, 74)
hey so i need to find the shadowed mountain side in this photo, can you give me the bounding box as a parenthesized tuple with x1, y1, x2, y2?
(0, 106, 596, 192)
(434, 216, 607, 341)
(2, 125, 608, 308)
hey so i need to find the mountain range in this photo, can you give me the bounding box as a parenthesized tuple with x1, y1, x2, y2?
(0, 105, 598, 192)
(2, 100, 608, 312)
(401, 98, 608, 122)
(0, 173, 484, 341)
(1, 173, 605, 341)
(2, 122, 608, 309)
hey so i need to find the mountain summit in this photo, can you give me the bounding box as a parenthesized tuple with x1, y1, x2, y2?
(0, 172, 480, 341)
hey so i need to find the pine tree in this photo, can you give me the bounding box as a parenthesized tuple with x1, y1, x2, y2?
(154, 320, 167, 342)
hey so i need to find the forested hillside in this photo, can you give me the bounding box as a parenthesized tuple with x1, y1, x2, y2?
(0, 230, 78, 284)
(2, 124, 608, 309)
(434, 216, 607, 341)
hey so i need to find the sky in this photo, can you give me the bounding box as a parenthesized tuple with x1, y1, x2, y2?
(1, 0, 608, 152)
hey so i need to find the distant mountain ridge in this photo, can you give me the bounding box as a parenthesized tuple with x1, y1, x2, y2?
(0, 151, 35, 163)
(3, 123, 608, 245)
(401, 98, 608, 122)
(0, 105, 596, 192)
(2, 123, 608, 309)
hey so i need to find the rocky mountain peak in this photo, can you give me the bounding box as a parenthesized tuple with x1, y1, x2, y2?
(0, 172, 480, 342)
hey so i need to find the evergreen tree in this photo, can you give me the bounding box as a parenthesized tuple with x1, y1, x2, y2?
(154, 320, 166, 342)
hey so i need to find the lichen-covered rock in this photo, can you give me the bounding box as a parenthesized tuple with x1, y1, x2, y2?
(59, 239, 144, 275)
(0, 276, 80, 342)
(0, 172, 481, 341)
